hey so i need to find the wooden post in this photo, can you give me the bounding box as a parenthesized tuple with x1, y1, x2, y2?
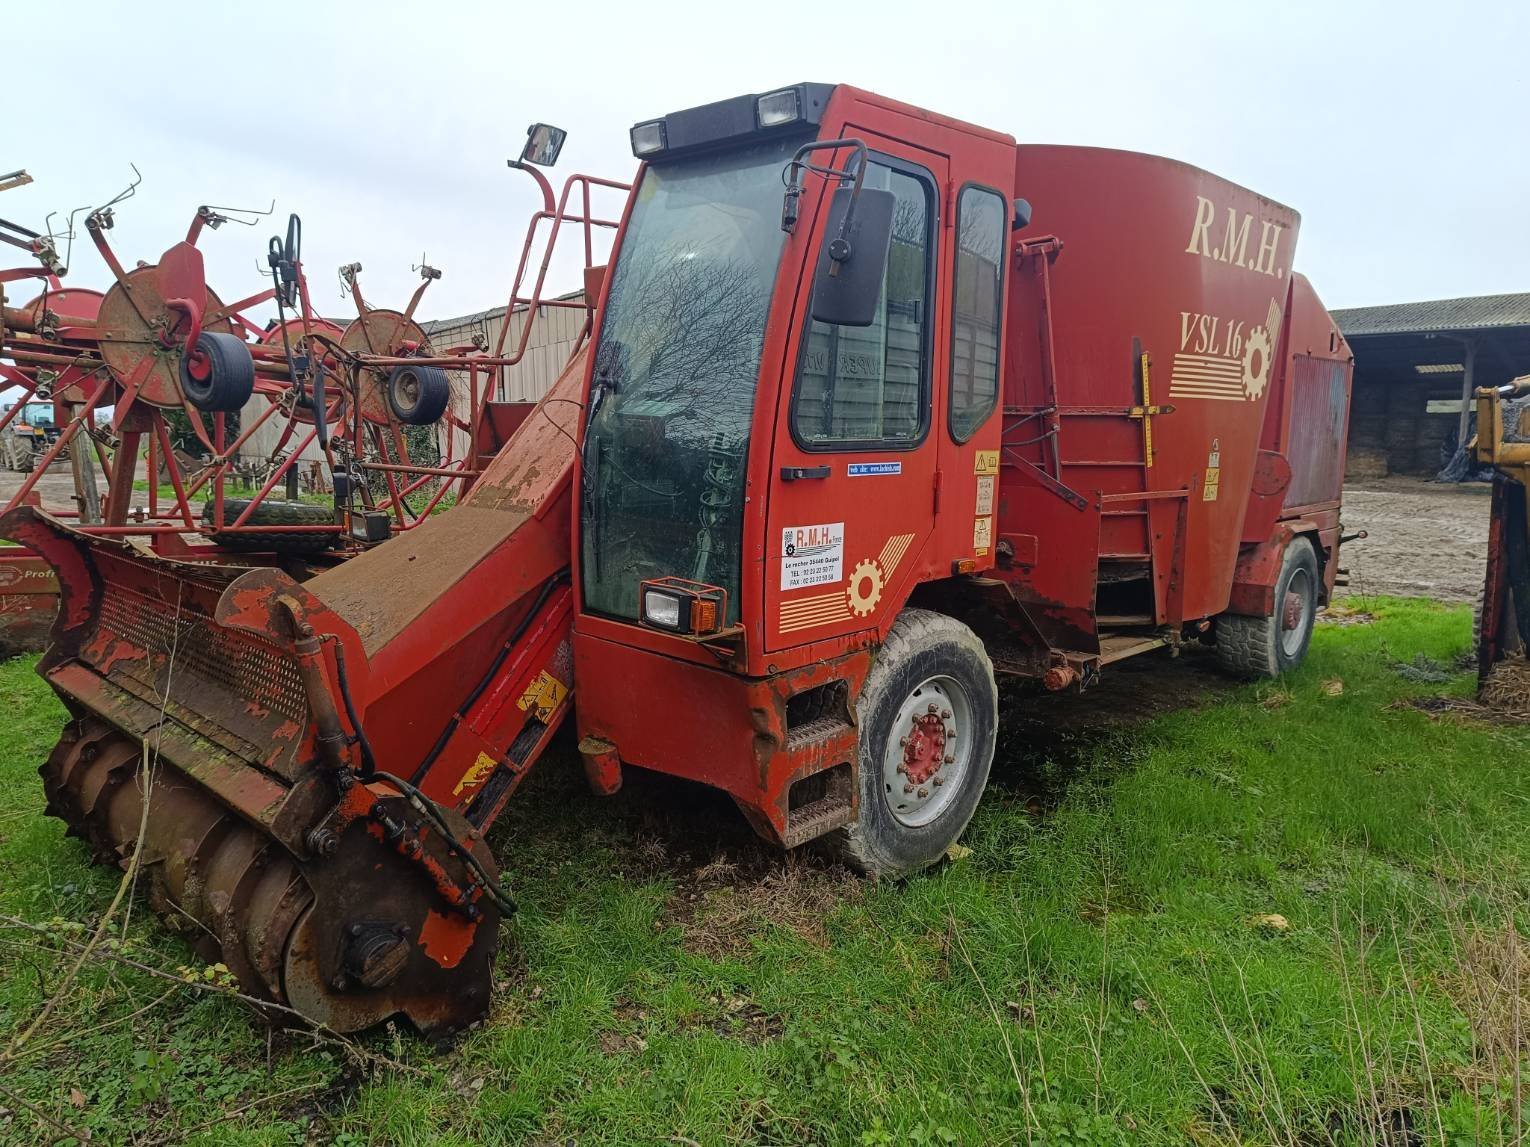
(1458, 339, 1478, 448)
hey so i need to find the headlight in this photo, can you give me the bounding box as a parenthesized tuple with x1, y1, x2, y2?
(755, 89, 801, 129)
(642, 588, 684, 630)
(638, 577, 727, 636)
(630, 120, 667, 158)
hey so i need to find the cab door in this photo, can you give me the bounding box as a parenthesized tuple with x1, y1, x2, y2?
(765, 138, 948, 652)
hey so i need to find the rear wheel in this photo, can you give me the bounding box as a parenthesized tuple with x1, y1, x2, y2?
(1216, 536, 1319, 678)
(827, 609, 997, 877)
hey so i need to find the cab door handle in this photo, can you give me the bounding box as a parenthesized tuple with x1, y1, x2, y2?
(780, 465, 831, 481)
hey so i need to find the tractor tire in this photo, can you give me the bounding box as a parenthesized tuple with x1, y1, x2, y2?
(1215, 536, 1319, 679)
(180, 331, 256, 413)
(201, 498, 337, 555)
(826, 609, 997, 878)
(386, 364, 451, 426)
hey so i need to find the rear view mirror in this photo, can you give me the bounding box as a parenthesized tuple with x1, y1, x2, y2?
(809, 186, 894, 328)
(521, 123, 567, 168)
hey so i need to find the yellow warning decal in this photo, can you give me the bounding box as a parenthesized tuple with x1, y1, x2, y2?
(974, 450, 1000, 475)
(452, 751, 497, 797)
(1202, 438, 1222, 502)
(517, 669, 569, 723)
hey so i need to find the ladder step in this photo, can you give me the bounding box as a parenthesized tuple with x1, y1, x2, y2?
(1098, 633, 1167, 664)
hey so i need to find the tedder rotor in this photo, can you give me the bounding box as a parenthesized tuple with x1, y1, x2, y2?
(2, 131, 630, 1033)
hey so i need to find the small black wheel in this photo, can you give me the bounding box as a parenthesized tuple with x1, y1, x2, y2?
(180, 331, 256, 413)
(201, 497, 337, 555)
(1216, 537, 1319, 678)
(386, 364, 450, 426)
(826, 609, 997, 877)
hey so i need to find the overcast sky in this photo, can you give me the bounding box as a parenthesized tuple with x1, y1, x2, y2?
(5, 0, 1524, 324)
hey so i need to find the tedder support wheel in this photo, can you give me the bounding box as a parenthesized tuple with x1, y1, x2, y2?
(180, 331, 257, 413)
(386, 364, 451, 426)
(1216, 536, 1319, 679)
(201, 498, 338, 555)
(827, 609, 997, 877)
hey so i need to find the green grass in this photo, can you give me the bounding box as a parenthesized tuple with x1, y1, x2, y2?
(0, 599, 1526, 1144)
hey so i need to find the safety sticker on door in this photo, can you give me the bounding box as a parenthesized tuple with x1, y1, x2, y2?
(973, 516, 993, 555)
(975, 476, 995, 516)
(781, 522, 844, 590)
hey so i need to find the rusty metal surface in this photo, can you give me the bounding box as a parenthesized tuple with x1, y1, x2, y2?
(40, 716, 498, 1036)
(95, 265, 235, 407)
(339, 310, 430, 424)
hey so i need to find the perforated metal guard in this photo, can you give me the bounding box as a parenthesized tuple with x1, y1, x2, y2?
(93, 586, 308, 727)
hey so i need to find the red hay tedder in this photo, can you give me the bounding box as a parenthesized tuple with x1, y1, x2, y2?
(1, 85, 1353, 1036)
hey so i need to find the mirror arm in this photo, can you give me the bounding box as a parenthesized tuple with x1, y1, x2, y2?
(507, 157, 557, 217)
(780, 137, 870, 275)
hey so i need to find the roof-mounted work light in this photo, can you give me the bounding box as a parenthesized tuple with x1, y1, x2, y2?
(630, 120, 667, 158)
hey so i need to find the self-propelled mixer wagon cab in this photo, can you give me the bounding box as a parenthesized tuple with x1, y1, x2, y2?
(10, 83, 1354, 1035)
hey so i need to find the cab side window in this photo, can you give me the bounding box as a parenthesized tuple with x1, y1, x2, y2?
(791, 162, 934, 449)
(949, 186, 1006, 442)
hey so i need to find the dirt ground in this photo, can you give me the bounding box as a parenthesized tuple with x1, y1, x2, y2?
(1338, 476, 1491, 604)
(0, 460, 109, 516)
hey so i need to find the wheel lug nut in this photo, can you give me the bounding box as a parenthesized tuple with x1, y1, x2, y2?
(903, 783, 915, 794)
(896, 763, 907, 775)
(944, 754, 955, 764)
(932, 776, 944, 787)
(899, 737, 909, 747)
(927, 703, 938, 714)
(917, 787, 929, 798)
(941, 709, 951, 719)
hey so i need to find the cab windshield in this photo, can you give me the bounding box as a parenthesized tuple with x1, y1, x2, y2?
(581, 135, 799, 624)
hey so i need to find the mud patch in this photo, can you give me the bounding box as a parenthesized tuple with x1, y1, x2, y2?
(1337, 478, 1491, 604)
(990, 645, 1234, 807)
(1320, 601, 1377, 627)
(662, 853, 860, 960)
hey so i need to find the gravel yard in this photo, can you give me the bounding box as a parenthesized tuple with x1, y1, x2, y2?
(1338, 477, 1491, 604)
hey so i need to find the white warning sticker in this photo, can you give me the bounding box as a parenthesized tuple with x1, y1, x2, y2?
(973, 516, 993, 555)
(781, 522, 844, 590)
(975, 476, 995, 516)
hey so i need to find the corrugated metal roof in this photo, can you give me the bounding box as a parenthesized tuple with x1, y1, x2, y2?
(421, 287, 585, 335)
(1333, 292, 1530, 338)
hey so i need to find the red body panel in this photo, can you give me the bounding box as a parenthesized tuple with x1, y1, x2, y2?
(571, 87, 1352, 836)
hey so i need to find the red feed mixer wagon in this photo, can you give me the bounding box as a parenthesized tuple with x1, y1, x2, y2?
(4, 83, 1353, 1036)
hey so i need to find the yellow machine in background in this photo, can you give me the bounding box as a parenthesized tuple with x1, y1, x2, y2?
(1472, 374, 1530, 672)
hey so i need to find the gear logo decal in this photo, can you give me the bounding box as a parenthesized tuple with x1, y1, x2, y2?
(846, 559, 884, 617)
(1241, 325, 1272, 400)
(778, 532, 915, 634)
(1167, 296, 1284, 403)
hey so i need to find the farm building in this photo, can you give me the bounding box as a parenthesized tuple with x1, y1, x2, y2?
(233, 291, 586, 483)
(1335, 292, 1530, 478)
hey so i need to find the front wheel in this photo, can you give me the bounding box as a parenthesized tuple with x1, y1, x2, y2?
(1216, 536, 1319, 679)
(827, 609, 997, 878)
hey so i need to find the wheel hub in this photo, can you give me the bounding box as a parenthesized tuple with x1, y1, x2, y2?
(902, 710, 948, 785)
(1282, 589, 1304, 631)
(882, 676, 970, 827)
